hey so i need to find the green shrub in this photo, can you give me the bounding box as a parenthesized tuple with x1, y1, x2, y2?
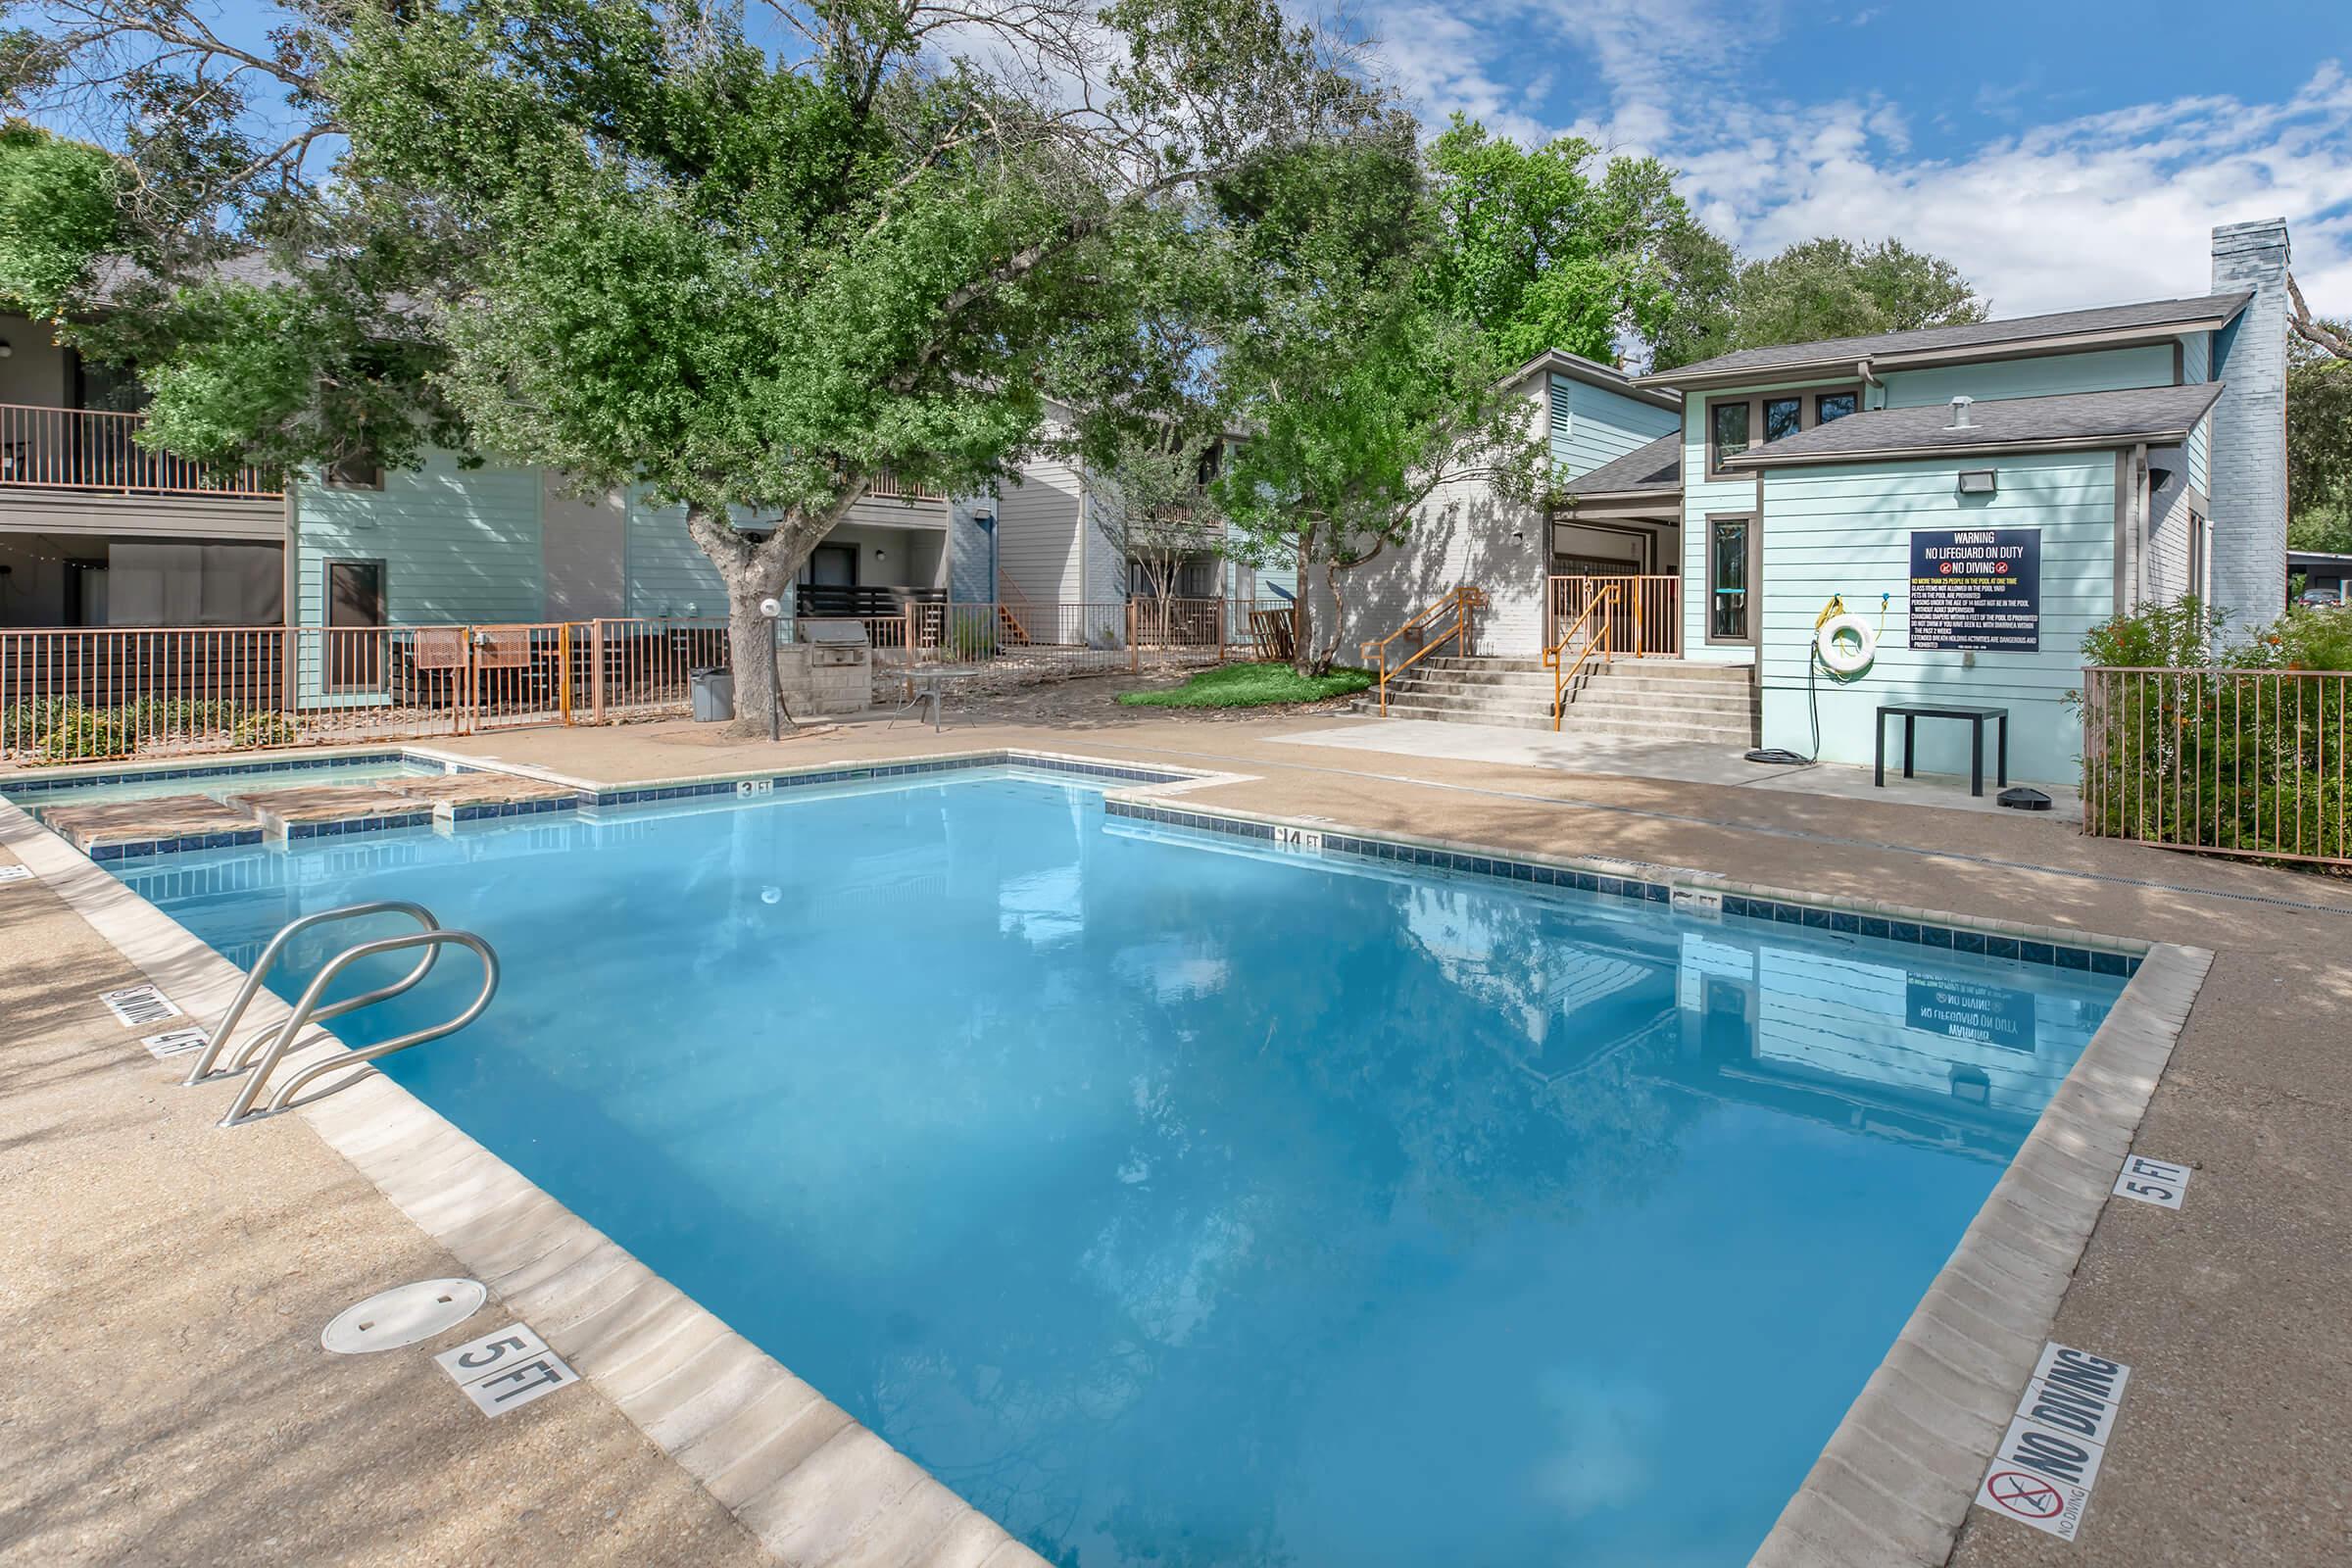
(34, 707, 130, 761)
(2222, 605, 2352, 673)
(121, 697, 238, 739)
(230, 711, 298, 749)
(2077, 599, 2352, 861)
(2, 697, 78, 751)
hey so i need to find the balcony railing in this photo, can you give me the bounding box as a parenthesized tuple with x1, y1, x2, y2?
(795, 584, 947, 617)
(0, 403, 282, 499)
(864, 470, 947, 503)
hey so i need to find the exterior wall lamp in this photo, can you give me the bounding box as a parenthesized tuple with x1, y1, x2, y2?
(1957, 469, 1997, 496)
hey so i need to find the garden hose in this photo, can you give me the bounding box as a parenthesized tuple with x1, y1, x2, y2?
(1746, 592, 1893, 766)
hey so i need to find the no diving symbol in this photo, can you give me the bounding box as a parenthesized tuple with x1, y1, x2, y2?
(1985, 1471, 2065, 1521)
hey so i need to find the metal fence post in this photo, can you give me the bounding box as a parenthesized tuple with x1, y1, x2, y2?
(591, 619, 606, 722)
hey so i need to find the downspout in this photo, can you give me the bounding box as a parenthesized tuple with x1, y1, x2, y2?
(1856, 358, 1883, 410)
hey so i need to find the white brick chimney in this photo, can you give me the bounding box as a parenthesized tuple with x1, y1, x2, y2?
(2208, 219, 2291, 629)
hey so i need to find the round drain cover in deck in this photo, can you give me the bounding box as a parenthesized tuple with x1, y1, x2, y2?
(321, 1278, 488, 1353)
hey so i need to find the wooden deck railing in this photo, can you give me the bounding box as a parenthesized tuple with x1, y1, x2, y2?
(863, 470, 947, 502)
(1547, 574, 1678, 657)
(0, 403, 281, 498)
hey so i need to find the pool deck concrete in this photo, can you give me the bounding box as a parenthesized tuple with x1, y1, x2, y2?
(5, 705, 2348, 1566)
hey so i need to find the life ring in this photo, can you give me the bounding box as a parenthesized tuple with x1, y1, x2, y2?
(1816, 613, 1878, 676)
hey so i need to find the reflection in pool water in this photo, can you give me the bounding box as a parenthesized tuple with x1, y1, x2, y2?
(121, 774, 2122, 1568)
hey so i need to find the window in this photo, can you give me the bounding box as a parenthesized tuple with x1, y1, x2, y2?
(1709, 400, 1751, 471)
(1707, 384, 1862, 479)
(324, 457, 385, 490)
(1707, 515, 1754, 644)
(2187, 511, 2206, 600)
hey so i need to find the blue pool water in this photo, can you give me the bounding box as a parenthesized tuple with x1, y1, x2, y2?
(119, 772, 2123, 1566)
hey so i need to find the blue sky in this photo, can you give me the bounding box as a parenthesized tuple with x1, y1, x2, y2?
(1360, 0, 2352, 318)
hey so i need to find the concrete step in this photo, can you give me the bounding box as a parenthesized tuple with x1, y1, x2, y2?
(1412, 656, 1755, 684)
(1560, 694, 1759, 722)
(1388, 665, 1560, 690)
(1385, 673, 1757, 717)
(1368, 700, 1756, 744)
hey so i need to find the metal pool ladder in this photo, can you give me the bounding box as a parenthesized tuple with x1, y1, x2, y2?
(183, 901, 500, 1127)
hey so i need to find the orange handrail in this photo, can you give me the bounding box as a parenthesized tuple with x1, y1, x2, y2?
(1359, 585, 1487, 716)
(1543, 584, 1617, 732)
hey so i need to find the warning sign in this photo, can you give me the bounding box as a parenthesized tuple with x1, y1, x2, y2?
(1909, 528, 2040, 652)
(1976, 1343, 2131, 1542)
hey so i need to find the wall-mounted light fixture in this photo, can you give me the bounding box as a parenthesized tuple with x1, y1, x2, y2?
(1957, 469, 1996, 496)
(0, 338, 14, 359)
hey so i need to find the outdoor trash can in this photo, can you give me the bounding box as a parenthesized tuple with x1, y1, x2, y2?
(689, 666, 735, 722)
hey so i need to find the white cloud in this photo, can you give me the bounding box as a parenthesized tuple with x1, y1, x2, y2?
(1681, 66, 2352, 318)
(1347, 0, 2352, 321)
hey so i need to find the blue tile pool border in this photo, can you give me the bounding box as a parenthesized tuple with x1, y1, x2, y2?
(1, 749, 469, 798)
(88, 827, 268, 862)
(579, 751, 1192, 808)
(1105, 797, 2142, 977)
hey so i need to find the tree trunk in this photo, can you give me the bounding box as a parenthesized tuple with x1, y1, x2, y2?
(680, 499, 797, 740)
(721, 567, 788, 738)
(1305, 559, 1345, 676)
(1292, 536, 1317, 676)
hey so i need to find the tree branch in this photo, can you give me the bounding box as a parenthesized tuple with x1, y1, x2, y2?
(2289, 275, 2352, 362)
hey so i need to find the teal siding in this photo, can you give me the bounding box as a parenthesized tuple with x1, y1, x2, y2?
(292, 453, 543, 627)
(1676, 377, 1855, 662)
(2181, 332, 2211, 495)
(1877, 345, 2173, 410)
(1753, 452, 2117, 783)
(624, 490, 727, 617)
(1550, 374, 1680, 479)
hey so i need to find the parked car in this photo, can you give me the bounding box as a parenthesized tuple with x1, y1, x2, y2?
(2296, 590, 2347, 610)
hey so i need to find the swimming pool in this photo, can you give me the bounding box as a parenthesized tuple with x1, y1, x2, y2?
(117, 769, 2125, 1566)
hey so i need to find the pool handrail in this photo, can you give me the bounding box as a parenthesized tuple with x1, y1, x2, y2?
(184, 900, 442, 1086)
(220, 929, 500, 1126)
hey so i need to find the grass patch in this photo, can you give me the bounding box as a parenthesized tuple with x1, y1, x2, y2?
(1117, 662, 1374, 710)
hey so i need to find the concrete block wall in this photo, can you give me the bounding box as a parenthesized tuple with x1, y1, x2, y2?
(2208, 219, 2291, 633)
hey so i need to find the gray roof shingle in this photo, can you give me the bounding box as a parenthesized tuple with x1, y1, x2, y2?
(1724, 381, 2226, 467)
(1559, 432, 1682, 496)
(1644, 292, 2250, 386)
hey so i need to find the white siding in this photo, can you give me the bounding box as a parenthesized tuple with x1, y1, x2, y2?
(996, 453, 1085, 604)
(1308, 383, 1550, 661)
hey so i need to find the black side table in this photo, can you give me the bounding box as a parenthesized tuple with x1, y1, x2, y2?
(1874, 704, 2009, 798)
